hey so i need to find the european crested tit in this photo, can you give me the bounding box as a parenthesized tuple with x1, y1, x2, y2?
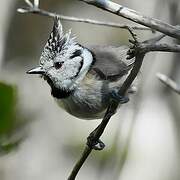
(27, 17, 135, 120)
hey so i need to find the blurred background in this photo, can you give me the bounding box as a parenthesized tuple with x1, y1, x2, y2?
(0, 0, 180, 179)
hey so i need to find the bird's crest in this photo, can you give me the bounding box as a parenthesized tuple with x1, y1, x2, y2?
(40, 16, 78, 65)
(45, 16, 76, 54)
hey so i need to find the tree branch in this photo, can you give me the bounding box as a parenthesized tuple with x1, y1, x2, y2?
(68, 34, 146, 179)
(68, 27, 180, 179)
(17, 2, 152, 31)
(136, 43, 180, 53)
(126, 33, 180, 59)
(80, 0, 180, 40)
(157, 73, 180, 94)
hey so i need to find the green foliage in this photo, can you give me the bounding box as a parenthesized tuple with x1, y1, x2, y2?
(0, 141, 20, 154)
(0, 82, 17, 135)
(0, 82, 22, 154)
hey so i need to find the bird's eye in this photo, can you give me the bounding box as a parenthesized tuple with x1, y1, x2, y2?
(54, 62, 63, 69)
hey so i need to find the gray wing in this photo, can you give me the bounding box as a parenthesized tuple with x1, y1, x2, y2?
(88, 45, 134, 81)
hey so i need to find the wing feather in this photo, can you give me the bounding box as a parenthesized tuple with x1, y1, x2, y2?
(87, 45, 134, 81)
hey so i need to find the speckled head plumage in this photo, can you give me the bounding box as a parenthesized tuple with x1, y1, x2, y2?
(27, 16, 135, 119)
(40, 17, 81, 66)
(27, 16, 94, 96)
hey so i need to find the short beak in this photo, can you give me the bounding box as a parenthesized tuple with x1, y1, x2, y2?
(26, 66, 45, 75)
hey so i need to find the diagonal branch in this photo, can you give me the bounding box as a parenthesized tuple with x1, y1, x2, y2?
(80, 0, 180, 40)
(67, 28, 180, 179)
(68, 35, 146, 180)
(157, 73, 180, 95)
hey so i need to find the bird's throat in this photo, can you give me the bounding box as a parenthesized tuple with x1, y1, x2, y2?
(44, 75, 72, 99)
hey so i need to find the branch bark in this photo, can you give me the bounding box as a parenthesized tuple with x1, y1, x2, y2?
(68, 29, 180, 179)
(134, 42, 180, 53)
(68, 39, 145, 179)
(17, 5, 151, 31)
(80, 0, 180, 40)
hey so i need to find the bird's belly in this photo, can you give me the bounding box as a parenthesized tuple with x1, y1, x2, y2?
(55, 95, 109, 120)
(54, 77, 113, 120)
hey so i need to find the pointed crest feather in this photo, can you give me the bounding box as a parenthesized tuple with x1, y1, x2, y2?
(53, 16, 63, 37)
(62, 29, 72, 47)
(42, 16, 78, 63)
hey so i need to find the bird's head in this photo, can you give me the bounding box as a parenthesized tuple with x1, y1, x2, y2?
(27, 17, 93, 98)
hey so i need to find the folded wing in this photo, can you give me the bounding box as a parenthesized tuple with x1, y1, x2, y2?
(88, 45, 134, 81)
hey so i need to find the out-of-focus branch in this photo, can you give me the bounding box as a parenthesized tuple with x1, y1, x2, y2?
(17, 1, 152, 31)
(79, 0, 180, 40)
(157, 73, 180, 94)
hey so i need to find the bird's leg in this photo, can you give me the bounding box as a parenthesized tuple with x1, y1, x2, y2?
(86, 125, 105, 150)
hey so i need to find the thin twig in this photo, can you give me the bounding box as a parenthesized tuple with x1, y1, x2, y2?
(143, 34, 166, 44)
(127, 27, 139, 43)
(17, 2, 152, 31)
(25, 0, 33, 7)
(68, 147, 92, 180)
(34, 0, 39, 8)
(80, 0, 180, 40)
(67, 28, 180, 179)
(157, 73, 180, 94)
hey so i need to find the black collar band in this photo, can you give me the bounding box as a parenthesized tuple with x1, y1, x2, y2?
(51, 87, 72, 99)
(44, 75, 73, 99)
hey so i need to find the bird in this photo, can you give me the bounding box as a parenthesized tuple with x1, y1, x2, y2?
(27, 17, 135, 120)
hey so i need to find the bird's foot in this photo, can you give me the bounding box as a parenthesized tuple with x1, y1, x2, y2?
(87, 133, 105, 151)
(110, 90, 129, 104)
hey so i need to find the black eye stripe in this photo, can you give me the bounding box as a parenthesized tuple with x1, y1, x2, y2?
(74, 59, 84, 78)
(70, 50, 82, 59)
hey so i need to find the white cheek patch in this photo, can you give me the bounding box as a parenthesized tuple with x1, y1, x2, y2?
(48, 57, 82, 90)
(75, 48, 93, 82)
(62, 57, 82, 78)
